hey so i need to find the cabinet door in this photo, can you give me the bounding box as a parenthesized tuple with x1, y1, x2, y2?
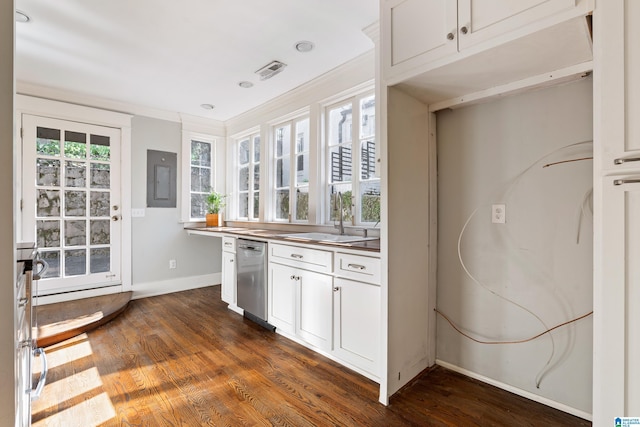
(297, 270, 333, 351)
(268, 263, 296, 334)
(221, 251, 236, 305)
(382, 0, 458, 79)
(600, 176, 640, 414)
(333, 278, 380, 376)
(457, 0, 575, 50)
(599, 0, 640, 171)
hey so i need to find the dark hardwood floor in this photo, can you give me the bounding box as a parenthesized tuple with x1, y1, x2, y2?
(32, 286, 591, 426)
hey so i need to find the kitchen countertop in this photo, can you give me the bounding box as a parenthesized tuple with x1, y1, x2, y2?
(185, 226, 381, 253)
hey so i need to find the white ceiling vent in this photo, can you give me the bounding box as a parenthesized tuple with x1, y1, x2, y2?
(255, 60, 287, 80)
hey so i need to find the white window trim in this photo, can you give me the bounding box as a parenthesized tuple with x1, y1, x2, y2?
(271, 113, 311, 223)
(323, 89, 378, 227)
(232, 130, 261, 221)
(180, 130, 217, 222)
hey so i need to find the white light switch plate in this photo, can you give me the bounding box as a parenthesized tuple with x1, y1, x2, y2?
(131, 208, 145, 217)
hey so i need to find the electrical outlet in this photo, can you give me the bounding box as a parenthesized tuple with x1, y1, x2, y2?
(169, 259, 177, 269)
(492, 204, 506, 224)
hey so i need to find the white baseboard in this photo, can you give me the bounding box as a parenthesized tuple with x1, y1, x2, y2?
(132, 273, 221, 300)
(435, 360, 592, 421)
(35, 284, 123, 306)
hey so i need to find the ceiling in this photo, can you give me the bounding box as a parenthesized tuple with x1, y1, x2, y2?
(15, 1, 378, 121)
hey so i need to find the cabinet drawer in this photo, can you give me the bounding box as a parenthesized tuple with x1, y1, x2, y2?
(270, 243, 332, 274)
(222, 236, 236, 253)
(335, 253, 381, 285)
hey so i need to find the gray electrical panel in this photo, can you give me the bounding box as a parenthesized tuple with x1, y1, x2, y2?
(147, 150, 177, 208)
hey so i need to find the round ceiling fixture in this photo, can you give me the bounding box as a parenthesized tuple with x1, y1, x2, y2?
(238, 81, 254, 89)
(15, 10, 30, 23)
(295, 41, 315, 53)
(200, 103, 215, 110)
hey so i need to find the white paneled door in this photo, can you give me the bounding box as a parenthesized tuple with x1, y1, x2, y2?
(22, 115, 122, 296)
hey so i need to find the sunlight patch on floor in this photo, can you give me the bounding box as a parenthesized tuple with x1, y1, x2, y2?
(32, 392, 116, 427)
(31, 333, 117, 426)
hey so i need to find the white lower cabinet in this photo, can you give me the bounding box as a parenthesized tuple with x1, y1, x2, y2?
(268, 262, 296, 334)
(221, 251, 236, 305)
(333, 277, 381, 377)
(297, 269, 333, 351)
(221, 237, 237, 307)
(268, 261, 333, 351)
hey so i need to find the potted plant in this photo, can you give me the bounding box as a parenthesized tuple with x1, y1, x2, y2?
(205, 191, 226, 227)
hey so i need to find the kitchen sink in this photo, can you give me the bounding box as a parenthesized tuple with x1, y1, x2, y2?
(278, 232, 378, 243)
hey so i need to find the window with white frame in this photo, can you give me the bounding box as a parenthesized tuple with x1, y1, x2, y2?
(236, 132, 260, 220)
(187, 136, 215, 220)
(273, 116, 310, 222)
(326, 93, 379, 225)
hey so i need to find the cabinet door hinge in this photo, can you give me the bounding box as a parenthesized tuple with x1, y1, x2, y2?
(20, 199, 23, 211)
(20, 127, 23, 138)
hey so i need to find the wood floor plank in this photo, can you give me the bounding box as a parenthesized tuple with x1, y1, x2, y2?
(34, 286, 590, 426)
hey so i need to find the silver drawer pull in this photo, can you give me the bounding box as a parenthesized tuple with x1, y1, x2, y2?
(224, 242, 233, 247)
(291, 254, 304, 259)
(614, 157, 640, 165)
(614, 178, 640, 186)
(347, 263, 366, 271)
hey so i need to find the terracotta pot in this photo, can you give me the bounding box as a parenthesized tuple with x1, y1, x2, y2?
(206, 213, 219, 227)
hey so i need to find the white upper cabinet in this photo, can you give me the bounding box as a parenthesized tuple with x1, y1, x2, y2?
(385, 0, 458, 74)
(382, 0, 594, 99)
(599, 0, 640, 171)
(457, 0, 575, 50)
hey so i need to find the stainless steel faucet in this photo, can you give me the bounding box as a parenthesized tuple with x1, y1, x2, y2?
(335, 192, 345, 235)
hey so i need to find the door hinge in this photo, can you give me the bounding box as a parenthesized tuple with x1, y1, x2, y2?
(20, 199, 23, 211)
(20, 127, 23, 138)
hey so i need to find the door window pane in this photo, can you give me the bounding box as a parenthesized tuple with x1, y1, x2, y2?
(37, 220, 60, 248)
(253, 164, 260, 190)
(65, 249, 86, 276)
(40, 251, 60, 278)
(37, 159, 60, 187)
(37, 189, 60, 217)
(253, 136, 261, 162)
(90, 134, 111, 161)
(90, 191, 110, 217)
(65, 220, 87, 246)
(65, 190, 86, 216)
(37, 127, 61, 156)
(65, 161, 86, 187)
(90, 220, 110, 245)
(64, 131, 87, 159)
(90, 248, 110, 273)
(90, 163, 110, 188)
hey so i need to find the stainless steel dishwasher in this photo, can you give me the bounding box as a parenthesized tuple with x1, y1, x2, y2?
(236, 239, 275, 330)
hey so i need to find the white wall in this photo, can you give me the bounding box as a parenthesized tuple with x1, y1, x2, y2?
(130, 116, 221, 297)
(436, 78, 593, 415)
(0, 1, 15, 425)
